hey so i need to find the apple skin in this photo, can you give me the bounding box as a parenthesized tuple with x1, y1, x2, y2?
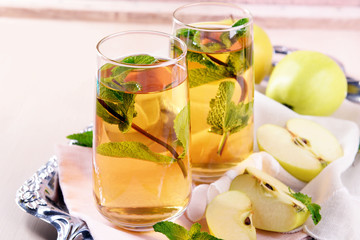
(254, 24, 273, 84)
(230, 167, 310, 232)
(266, 51, 347, 116)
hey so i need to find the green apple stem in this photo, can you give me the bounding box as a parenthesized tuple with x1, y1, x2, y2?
(217, 131, 230, 156)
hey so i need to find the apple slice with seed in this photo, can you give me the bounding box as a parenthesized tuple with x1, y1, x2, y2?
(257, 118, 343, 182)
(230, 167, 310, 232)
(206, 191, 256, 240)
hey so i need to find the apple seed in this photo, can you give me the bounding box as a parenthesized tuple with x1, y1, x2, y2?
(265, 183, 274, 191)
(300, 138, 310, 147)
(244, 217, 251, 225)
(292, 203, 305, 213)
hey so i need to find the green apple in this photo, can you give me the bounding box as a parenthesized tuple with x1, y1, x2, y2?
(230, 167, 309, 232)
(254, 24, 273, 84)
(266, 51, 347, 116)
(206, 191, 256, 240)
(257, 118, 343, 182)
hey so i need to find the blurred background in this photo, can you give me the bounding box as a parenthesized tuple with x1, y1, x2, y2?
(1, 0, 359, 29)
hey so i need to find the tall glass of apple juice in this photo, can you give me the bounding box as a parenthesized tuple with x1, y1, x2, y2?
(94, 31, 191, 231)
(173, 3, 254, 183)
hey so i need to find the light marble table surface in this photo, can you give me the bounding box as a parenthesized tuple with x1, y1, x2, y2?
(1, 17, 359, 239)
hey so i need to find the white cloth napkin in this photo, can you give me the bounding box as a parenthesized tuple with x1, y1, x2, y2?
(56, 91, 360, 240)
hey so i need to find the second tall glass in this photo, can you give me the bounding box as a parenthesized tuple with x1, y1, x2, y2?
(173, 2, 254, 183)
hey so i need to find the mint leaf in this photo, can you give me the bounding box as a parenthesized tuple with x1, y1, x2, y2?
(176, 28, 201, 51)
(97, 87, 136, 132)
(207, 81, 253, 154)
(97, 54, 158, 131)
(96, 100, 122, 125)
(232, 18, 249, 38)
(187, 51, 218, 70)
(174, 104, 190, 155)
(176, 28, 198, 39)
(121, 55, 157, 65)
(289, 189, 322, 225)
(207, 81, 236, 135)
(154, 221, 188, 240)
(153, 221, 221, 240)
(189, 223, 201, 237)
(189, 67, 230, 88)
(97, 141, 175, 164)
(219, 33, 232, 48)
(193, 31, 223, 52)
(225, 101, 253, 134)
(226, 48, 249, 76)
(115, 92, 136, 132)
(100, 54, 157, 92)
(218, 18, 249, 49)
(192, 232, 221, 240)
(67, 131, 93, 147)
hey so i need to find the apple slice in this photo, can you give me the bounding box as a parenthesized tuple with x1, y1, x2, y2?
(206, 191, 256, 240)
(230, 167, 309, 232)
(257, 118, 343, 182)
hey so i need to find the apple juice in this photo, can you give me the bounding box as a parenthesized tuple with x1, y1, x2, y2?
(93, 55, 191, 230)
(176, 19, 254, 182)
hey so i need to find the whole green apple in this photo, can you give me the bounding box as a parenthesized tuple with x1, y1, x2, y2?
(266, 51, 347, 116)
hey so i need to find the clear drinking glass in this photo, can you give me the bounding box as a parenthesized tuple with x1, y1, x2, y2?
(173, 2, 254, 183)
(94, 31, 191, 231)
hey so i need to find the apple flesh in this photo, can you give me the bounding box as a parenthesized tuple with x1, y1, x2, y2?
(230, 167, 309, 232)
(257, 118, 343, 182)
(206, 191, 256, 240)
(266, 51, 347, 116)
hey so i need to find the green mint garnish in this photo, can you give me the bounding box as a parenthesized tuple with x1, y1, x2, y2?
(98, 54, 158, 133)
(97, 142, 175, 164)
(97, 85, 136, 133)
(176, 18, 249, 53)
(153, 221, 221, 240)
(219, 32, 232, 48)
(226, 49, 249, 76)
(97, 56, 190, 177)
(207, 81, 253, 155)
(176, 28, 201, 51)
(96, 104, 189, 177)
(289, 189, 322, 225)
(100, 54, 157, 92)
(121, 55, 157, 65)
(187, 51, 219, 70)
(232, 18, 249, 28)
(67, 131, 93, 147)
(185, 46, 251, 89)
(176, 28, 198, 38)
(219, 18, 249, 49)
(189, 67, 230, 88)
(193, 31, 224, 53)
(232, 18, 249, 37)
(174, 104, 190, 156)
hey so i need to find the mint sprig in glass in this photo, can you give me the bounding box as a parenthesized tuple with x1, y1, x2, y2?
(94, 31, 191, 231)
(173, 2, 254, 183)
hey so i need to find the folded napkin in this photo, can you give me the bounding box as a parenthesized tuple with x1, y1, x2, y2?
(56, 91, 360, 240)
